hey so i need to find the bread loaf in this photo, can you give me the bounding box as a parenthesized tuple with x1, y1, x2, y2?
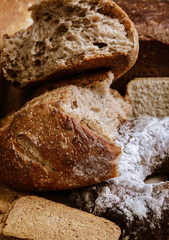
(0, 71, 131, 191)
(0, 0, 138, 87)
(112, 0, 169, 94)
(126, 77, 169, 117)
(1, 196, 121, 240)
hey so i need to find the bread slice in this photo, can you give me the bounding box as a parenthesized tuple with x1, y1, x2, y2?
(126, 77, 169, 117)
(1, 196, 121, 240)
(0, 71, 131, 191)
(1, 0, 138, 87)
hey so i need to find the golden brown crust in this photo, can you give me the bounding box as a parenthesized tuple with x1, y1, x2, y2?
(0, 104, 121, 191)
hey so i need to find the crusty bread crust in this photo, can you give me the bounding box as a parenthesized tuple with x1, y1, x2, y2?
(0, 70, 133, 191)
(0, 107, 121, 191)
(1, 0, 138, 87)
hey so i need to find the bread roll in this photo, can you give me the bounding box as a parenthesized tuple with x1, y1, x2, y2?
(1, 0, 138, 87)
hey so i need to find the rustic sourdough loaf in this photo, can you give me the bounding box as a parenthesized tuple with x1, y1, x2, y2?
(1, 196, 121, 240)
(0, 71, 131, 191)
(0, 0, 138, 87)
(126, 77, 169, 117)
(112, 0, 169, 94)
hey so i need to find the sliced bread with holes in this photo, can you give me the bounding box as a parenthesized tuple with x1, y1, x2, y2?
(0, 0, 138, 87)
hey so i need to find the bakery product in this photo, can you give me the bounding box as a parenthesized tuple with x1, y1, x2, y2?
(0, 71, 131, 191)
(71, 116, 169, 240)
(112, 0, 169, 94)
(0, 184, 25, 215)
(1, 195, 121, 240)
(0, 0, 39, 119)
(0, 0, 38, 48)
(0, 184, 26, 239)
(126, 77, 169, 117)
(0, 0, 138, 87)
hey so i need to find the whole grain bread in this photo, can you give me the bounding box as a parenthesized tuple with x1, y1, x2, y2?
(1, 196, 121, 240)
(126, 77, 169, 117)
(0, 0, 138, 87)
(0, 0, 38, 48)
(0, 71, 131, 191)
(0, 0, 39, 119)
(112, 0, 169, 94)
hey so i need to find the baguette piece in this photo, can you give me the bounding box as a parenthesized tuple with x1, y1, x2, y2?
(1, 0, 138, 87)
(126, 77, 169, 117)
(1, 196, 121, 240)
(0, 71, 131, 191)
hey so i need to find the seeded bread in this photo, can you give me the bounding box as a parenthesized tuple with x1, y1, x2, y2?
(126, 77, 169, 117)
(1, 196, 121, 240)
(112, 0, 169, 94)
(0, 71, 131, 191)
(1, 0, 138, 87)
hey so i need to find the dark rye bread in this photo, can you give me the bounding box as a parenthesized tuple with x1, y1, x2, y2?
(112, 0, 169, 94)
(0, 71, 131, 191)
(1, 196, 121, 240)
(0, 0, 138, 87)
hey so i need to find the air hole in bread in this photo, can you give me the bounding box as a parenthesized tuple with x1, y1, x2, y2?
(34, 59, 41, 66)
(57, 25, 68, 35)
(6, 69, 17, 78)
(93, 42, 108, 48)
(71, 100, 78, 109)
